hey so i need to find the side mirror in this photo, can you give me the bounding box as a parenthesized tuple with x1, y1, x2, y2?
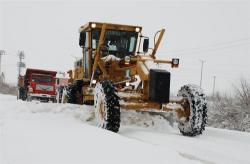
(143, 38, 149, 53)
(79, 32, 86, 47)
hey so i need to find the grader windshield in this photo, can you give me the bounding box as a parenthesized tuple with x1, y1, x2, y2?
(92, 29, 138, 58)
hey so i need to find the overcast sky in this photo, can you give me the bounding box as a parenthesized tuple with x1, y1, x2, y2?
(0, 0, 250, 94)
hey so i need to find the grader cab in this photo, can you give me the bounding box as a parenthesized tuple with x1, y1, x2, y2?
(64, 22, 208, 136)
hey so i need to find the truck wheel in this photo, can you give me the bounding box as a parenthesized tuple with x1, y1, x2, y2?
(27, 96, 33, 102)
(177, 84, 207, 136)
(94, 80, 120, 133)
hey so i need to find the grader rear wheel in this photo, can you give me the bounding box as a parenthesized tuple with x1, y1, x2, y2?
(62, 80, 84, 104)
(177, 84, 207, 136)
(94, 80, 121, 133)
(66, 84, 77, 104)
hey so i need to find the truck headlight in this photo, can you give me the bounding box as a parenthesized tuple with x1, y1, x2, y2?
(125, 82, 130, 87)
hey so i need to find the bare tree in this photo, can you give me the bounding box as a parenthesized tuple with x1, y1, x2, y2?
(233, 78, 250, 131)
(208, 78, 250, 132)
(234, 78, 250, 107)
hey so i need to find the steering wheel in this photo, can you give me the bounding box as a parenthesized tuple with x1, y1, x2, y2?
(116, 46, 130, 59)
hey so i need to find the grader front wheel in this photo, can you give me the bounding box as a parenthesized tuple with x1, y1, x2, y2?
(94, 80, 121, 133)
(177, 84, 208, 136)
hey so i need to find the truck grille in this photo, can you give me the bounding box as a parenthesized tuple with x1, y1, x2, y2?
(36, 85, 53, 91)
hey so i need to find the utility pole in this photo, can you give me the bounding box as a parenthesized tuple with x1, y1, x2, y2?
(199, 60, 206, 88)
(0, 50, 6, 83)
(213, 76, 216, 97)
(17, 51, 26, 76)
(0, 50, 6, 75)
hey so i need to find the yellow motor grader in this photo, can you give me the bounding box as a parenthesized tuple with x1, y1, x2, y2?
(64, 22, 207, 136)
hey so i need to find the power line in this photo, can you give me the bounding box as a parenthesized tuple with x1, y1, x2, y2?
(159, 37, 250, 55)
(0, 50, 6, 75)
(167, 37, 250, 53)
(178, 42, 250, 55)
(199, 59, 205, 88)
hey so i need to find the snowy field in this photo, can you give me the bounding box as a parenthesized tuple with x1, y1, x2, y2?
(0, 93, 250, 164)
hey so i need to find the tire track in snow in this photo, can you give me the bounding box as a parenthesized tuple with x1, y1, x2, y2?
(119, 128, 215, 164)
(179, 152, 215, 164)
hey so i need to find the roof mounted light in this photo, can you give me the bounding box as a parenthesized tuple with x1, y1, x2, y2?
(125, 56, 130, 65)
(135, 27, 140, 32)
(91, 23, 96, 28)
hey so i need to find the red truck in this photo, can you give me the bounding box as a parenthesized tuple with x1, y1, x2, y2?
(17, 68, 57, 102)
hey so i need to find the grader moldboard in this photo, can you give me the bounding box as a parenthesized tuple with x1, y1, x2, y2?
(63, 22, 208, 136)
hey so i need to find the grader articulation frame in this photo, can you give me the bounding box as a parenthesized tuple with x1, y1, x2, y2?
(64, 22, 208, 136)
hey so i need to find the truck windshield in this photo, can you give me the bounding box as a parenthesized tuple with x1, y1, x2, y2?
(92, 29, 138, 58)
(32, 75, 53, 83)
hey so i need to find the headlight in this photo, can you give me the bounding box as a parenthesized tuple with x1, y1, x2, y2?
(172, 58, 179, 68)
(92, 79, 97, 84)
(91, 23, 96, 28)
(125, 56, 130, 65)
(125, 82, 130, 87)
(135, 27, 140, 32)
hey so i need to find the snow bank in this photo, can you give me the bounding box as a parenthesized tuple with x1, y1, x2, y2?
(1, 94, 250, 164)
(0, 94, 196, 164)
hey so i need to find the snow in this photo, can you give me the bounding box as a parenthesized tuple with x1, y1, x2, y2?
(0, 94, 250, 164)
(101, 54, 121, 62)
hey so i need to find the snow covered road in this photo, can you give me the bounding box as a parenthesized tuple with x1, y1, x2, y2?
(0, 94, 250, 164)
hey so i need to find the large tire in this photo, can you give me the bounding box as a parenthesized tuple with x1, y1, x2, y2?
(177, 84, 207, 136)
(66, 84, 77, 104)
(73, 80, 85, 104)
(63, 80, 88, 104)
(94, 80, 120, 133)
